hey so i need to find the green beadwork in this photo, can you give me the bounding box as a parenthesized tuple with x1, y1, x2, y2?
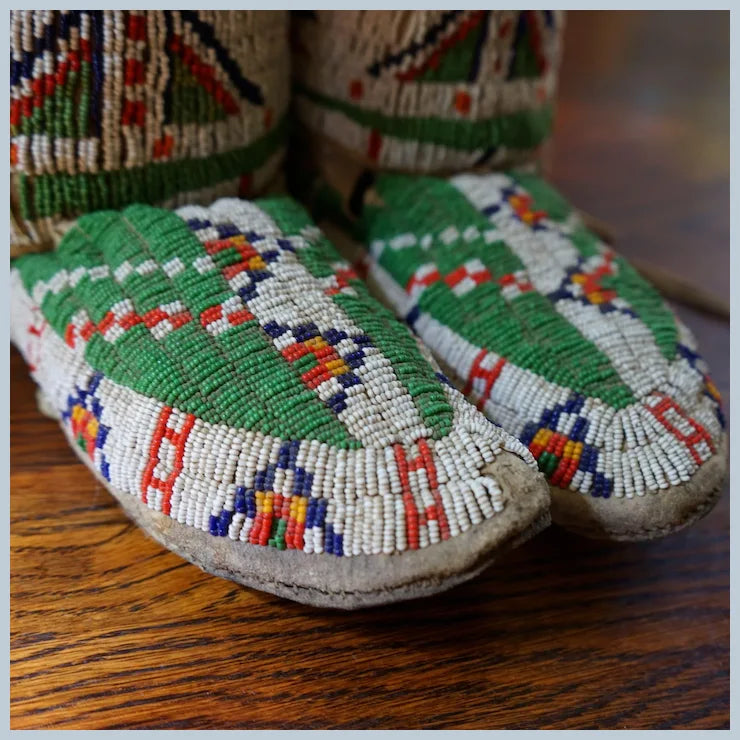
(508, 172, 678, 361)
(361, 174, 639, 410)
(20, 117, 287, 223)
(295, 83, 554, 154)
(14, 196, 457, 447)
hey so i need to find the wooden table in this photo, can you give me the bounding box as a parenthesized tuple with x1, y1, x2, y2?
(10, 11, 729, 729)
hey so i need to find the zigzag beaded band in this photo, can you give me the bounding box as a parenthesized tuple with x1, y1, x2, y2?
(325, 171, 725, 499)
(11, 197, 538, 557)
(10, 10, 289, 256)
(293, 10, 564, 172)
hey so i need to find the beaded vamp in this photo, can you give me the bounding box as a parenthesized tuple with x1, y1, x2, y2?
(10, 197, 540, 557)
(327, 171, 725, 500)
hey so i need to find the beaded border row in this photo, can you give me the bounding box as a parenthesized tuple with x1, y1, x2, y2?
(293, 94, 548, 172)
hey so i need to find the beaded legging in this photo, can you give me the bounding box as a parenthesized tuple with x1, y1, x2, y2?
(10, 10, 289, 256)
(292, 11, 564, 175)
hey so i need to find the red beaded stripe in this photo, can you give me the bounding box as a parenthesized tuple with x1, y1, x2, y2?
(394, 443, 420, 550)
(444, 262, 492, 290)
(367, 129, 383, 162)
(392, 440, 449, 547)
(199, 304, 254, 329)
(406, 265, 441, 295)
(549, 437, 583, 489)
(477, 357, 506, 410)
(407, 261, 532, 300)
(63, 297, 258, 348)
(65, 305, 194, 348)
(140, 406, 196, 514)
(122, 12, 147, 128)
(463, 348, 506, 409)
(249, 492, 273, 547)
(524, 10, 549, 75)
(497, 271, 534, 293)
(287, 501, 306, 551)
(280, 341, 350, 390)
(324, 267, 358, 296)
(647, 394, 716, 465)
(418, 438, 450, 540)
(463, 348, 487, 396)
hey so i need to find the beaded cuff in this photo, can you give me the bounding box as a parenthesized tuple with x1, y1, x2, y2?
(318, 171, 726, 503)
(10, 10, 288, 256)
(293, 11, 564, 174)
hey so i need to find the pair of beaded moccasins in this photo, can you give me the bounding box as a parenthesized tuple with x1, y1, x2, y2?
(10, 8, 726, 609)
(11, 169, 727, 609)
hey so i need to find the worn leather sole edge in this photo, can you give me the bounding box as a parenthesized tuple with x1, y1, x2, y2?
(58, 417, 551, 610)
(550, 433, 728, 541)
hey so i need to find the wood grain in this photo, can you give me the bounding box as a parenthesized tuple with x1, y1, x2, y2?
(10, 11, 729, 729)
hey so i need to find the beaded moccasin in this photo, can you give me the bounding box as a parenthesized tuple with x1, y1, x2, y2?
(312, 171, 728, 541)
(10, 196, 551, 608)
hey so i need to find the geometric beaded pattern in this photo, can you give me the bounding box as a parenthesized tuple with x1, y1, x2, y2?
(61, 370, 112, 482)
(10, 197, 537, 557)
(10, 10, 288, 254)
(338, 171, 724, 499)
(293, 10, 564, 172)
